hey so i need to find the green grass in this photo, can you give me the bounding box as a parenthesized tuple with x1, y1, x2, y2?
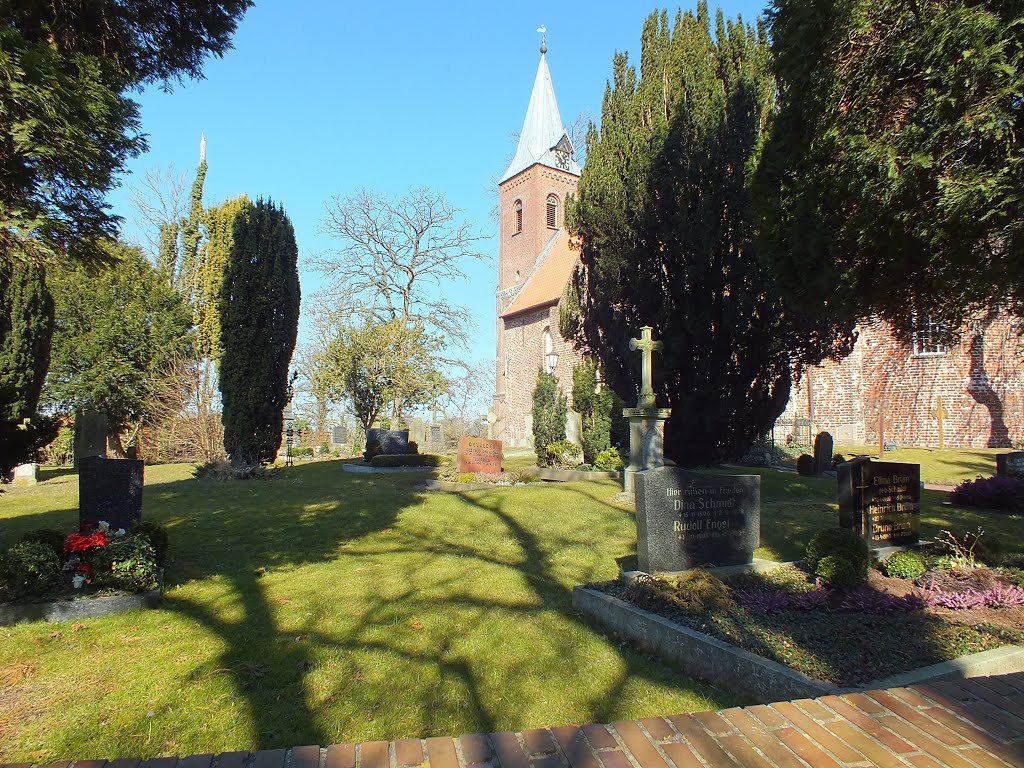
(0, 462, 735, 763)
(835, 444, 1004, 487)
(2, 457, 1020, 763)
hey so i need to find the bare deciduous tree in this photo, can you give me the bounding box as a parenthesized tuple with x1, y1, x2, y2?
(127, 164, 189, 258)
(316, 188, 488, 348)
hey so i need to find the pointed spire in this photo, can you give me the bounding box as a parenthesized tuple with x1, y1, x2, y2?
(199, 133, 207, 164)
(500, 35, 582, 183)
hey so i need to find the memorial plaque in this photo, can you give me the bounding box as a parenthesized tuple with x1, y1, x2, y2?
(79, 456, 144, 531)
(634, 467, 760, 572)
(996, 452, 1024, 479)
(838, 457, 920, 548)
(457, 437, 502, 474)
(365, 428, 409, 456)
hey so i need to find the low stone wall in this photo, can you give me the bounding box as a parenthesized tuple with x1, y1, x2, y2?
(0, 585, 162, 626)
(523, 466, 621, 482)
(572, 586, 1024, 704)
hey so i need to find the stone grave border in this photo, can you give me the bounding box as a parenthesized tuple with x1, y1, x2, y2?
(421, 479, 534, 492)
(572, 586, 1024, 704)
(0, 573, 163, 627)
(522, 466, 622, 482)
(341, 464, 439, 474)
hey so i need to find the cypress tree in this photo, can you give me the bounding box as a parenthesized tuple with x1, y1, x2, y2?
(0, 259, 55, 474)
(218, 199, 301, 467)
(567, 5, 851, 465)
(531, 370, 567, 466)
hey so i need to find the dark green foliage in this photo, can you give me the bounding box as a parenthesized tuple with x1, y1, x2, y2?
(567, 5, 853, 466)
(572, 360, 621, 464)
(363, 439, 382, 463)
(1, 1, 251, 267)
(0, 259, 55, 474)
(532, 369, 567, 466)
(815, 555, 861, 589)
(0, 541, 61, 599)
(407, 441, 420, 455)
(219, 199, 301, 467)
(45, 242, 193, 448)
(884, 551, 927, 580)
(756, 0, 1024, 331)
(805, 528, 870, 582)
(19, 529, 66, 561)
(369, 454, 442, 468)
(91, 537, 158, 592)
(129, 521, 169, 566)
(796, 454, 814, 476)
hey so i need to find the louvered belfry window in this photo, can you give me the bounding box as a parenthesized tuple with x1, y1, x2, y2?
(547, 195, 558, 228)
(514, 200, 523, 234)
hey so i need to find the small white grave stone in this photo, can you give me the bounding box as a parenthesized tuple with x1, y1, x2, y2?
(13, 463, 38, 486)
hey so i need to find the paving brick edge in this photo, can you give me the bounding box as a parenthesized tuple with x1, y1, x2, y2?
(572, 585, 1024, 704)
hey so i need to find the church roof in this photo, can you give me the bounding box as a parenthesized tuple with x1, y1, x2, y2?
(500, 52, 583, 183)
(501, 228, 579, 318)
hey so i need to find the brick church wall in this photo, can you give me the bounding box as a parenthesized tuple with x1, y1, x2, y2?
(494, 303, 582, 447)
(781, 311, 1024, 448)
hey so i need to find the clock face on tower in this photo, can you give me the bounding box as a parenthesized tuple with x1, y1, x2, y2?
(554, 151, 570, 170)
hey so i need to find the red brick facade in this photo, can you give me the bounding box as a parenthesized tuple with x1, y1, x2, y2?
(493, 164, 584, 447)
(780, 310, 1024, 448)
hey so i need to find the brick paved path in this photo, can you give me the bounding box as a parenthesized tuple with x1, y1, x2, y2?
(4, 674, 1022, 768)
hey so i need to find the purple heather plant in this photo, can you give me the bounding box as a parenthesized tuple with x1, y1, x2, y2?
(926, 589, 988, 610)
(985, 584, 1024, 608)
(734, 588, 831, 613)
(837, 586, 927, 614)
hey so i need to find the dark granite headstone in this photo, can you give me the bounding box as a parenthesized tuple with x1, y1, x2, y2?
(813, 431, 834, 475)
(996, 452, 1024, 478)
(79, 456, 144, 531)
(332, 425, 348, 445)
(73, 409, 107, 468)
(365, 428, 409, 456)
(634, 467, 760, 572)
(838, 457, 920, 549)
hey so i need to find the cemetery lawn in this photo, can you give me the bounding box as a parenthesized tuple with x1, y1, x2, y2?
(835, 445, 1003, 487)
(0, 461, 738, 763)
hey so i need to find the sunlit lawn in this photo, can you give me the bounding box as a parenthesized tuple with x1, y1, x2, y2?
(835, 444, 1005, 487)
(0, 461, 737, 763)
(1, 454, 1020, 763)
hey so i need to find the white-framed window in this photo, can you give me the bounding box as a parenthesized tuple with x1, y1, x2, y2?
(912, 316, 948, 356)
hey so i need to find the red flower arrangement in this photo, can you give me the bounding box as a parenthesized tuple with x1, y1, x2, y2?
(63, 530, 110, 555)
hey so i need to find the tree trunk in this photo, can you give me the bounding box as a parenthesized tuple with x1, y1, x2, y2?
(107, 430, 127, 458)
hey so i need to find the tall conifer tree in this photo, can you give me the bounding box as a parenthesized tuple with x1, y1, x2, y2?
(0, 260, 55, 473)
(567, 5, 851, 465)
(218, 199, 301, 466)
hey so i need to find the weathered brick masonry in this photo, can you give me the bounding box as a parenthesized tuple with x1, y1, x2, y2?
(781, 311, 1024, 448)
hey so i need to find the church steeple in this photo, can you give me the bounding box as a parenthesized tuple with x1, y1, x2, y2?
(500, 37, 582, 183)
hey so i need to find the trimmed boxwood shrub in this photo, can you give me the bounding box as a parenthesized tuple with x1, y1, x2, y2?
(815, 555, 861, 589)
(19, 529, 67, 560)
(370, 454, 442, 468)
(950, 476, 1024, 513)
(883, 550, 926, 580)
(796, 453, 814, 475)
(805, 528, 870, 583)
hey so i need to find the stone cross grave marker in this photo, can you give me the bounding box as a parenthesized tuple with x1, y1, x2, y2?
(874, 398, 891, 459)
(79, 456, 144, 531)
(813, 431, 834, 475)
(932, 397, 950, 450)
(629, 326, 663, 408)
(838, 457, 920, 549)
(635, 467, 760, 572)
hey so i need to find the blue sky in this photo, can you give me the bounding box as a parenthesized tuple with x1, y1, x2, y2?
(108, 1, 768, 382)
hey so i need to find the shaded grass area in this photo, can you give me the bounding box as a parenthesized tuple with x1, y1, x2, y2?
(0, 462, 734, 763)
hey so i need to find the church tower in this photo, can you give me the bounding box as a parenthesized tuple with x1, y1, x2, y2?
(493, 36, 584, 447)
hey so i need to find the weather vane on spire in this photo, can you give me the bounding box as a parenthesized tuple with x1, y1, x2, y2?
(537, 25, 547, 54)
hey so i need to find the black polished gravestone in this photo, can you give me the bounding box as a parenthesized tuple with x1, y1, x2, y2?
(365, 428, 409, 456)
(837, 457, 920, 548)
(78, 456, 144, 531)
(634, 467, 760, 572)
(813, 431, 835, 475)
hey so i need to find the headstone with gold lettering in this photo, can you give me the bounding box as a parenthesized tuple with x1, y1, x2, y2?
(634, 467, 760, 572)
(837, 457, 920, 549)
(457, 437, 502, 475)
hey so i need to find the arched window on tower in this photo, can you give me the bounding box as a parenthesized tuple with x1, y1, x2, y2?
(546, 195, 558, 229)
(514, 200, 523, 234)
